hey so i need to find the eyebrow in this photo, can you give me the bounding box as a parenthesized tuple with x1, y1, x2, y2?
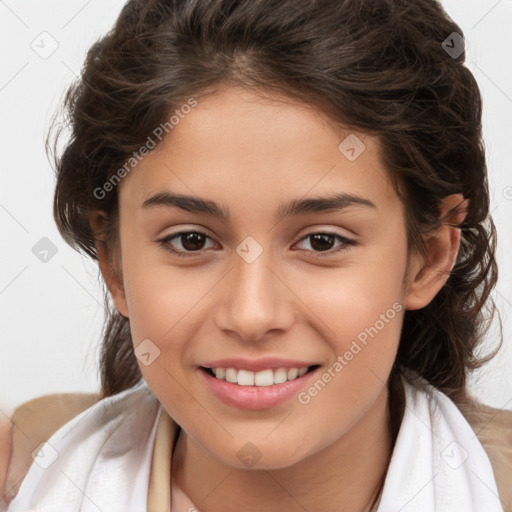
(141, 191, 377, 220)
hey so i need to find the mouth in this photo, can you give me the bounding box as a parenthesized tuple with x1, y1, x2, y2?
(198, 364, 322, 410)
(200, 365, 321, 387)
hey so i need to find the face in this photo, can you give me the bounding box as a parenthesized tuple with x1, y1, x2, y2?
(102, 85, 429, 469)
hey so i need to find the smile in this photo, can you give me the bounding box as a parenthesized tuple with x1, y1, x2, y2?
(198, 365, 321, 410)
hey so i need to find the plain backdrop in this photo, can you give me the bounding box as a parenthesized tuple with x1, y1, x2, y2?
(1, 0, 511, 414)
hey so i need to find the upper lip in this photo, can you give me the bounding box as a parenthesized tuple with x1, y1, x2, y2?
(200, 357, 319, 372)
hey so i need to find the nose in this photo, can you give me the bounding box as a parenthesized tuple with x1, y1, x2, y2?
(214, 250, 295, 342)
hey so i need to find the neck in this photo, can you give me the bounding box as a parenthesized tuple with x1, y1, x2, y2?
(172, 381, 403, 512)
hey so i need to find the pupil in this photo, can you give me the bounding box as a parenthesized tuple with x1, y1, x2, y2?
(310, 234, 334, 252)
(182, 232, 205, 251)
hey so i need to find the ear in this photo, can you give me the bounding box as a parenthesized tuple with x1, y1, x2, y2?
(405, 193, 468, 311)
(89, 211, 129, 318)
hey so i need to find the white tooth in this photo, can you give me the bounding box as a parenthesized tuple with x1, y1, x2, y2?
(287, 368, 299, 380)
(254, 369, 274, 386)
(215, 367, 306, 385)
(225, 368, 238, 383)
(214, 368, 225, 380)
(298, 366, 308, 377)
(237, 369, 255, 386)
(273, 367, 288, 384)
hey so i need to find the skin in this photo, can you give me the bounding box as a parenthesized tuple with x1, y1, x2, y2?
(91, 85, 466, 512)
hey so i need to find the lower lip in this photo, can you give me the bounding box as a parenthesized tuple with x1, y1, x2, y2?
(198, 367, 319, 410)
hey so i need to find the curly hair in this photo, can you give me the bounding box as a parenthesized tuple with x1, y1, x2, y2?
(49, 0, 501, 407)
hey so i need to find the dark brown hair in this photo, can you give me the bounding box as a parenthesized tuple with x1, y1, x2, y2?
(49, 0, 501, 405)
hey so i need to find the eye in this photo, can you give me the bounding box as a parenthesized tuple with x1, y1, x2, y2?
(293, 232, 356, 258)
(157, 230, 356, 259)
(157, 230, 217, 257)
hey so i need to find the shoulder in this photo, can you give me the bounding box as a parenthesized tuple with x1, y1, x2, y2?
(0, 415, 13, 511)
(0, 392, 100, 509)
(462, 400, 512, 511)
(400, 371, 512, 509)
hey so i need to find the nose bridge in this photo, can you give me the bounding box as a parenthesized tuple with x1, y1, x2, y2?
(215, 243, 293, 341)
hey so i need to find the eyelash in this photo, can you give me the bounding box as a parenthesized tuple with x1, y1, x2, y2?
(156, 230, 356, 259)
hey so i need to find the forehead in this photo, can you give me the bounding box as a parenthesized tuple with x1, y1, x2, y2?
(118, 85, 400, 219)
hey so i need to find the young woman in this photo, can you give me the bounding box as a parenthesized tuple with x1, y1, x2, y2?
(2, 0, 511, 511)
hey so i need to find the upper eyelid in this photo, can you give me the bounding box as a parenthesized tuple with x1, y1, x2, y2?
(159, 228, 354, 240)
(158, 229, 355, 249)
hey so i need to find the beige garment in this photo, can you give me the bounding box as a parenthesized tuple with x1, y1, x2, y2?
(146, 409, 198, 512)
(147, 409, 173, 512)
(147, 409, 206, 512)
(2, 393, 99, 508)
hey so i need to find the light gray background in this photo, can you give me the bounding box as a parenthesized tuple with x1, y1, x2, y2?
(1, 0, 511, 414)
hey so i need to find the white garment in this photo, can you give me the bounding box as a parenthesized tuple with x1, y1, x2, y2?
(7, 380, 162, 512)
(376, 375, 503, 512)
(7, 375, 504, 512)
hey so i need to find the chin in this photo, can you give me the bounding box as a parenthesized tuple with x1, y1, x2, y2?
(209, 438, 312, 471)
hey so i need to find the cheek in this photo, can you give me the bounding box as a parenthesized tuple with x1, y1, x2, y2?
(293, 240, 407, 402)
(292, 239, 407, 342)
(120, 261, 203, 413)
(295, 285, 404, 462)
(120, 230, 208, 338)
